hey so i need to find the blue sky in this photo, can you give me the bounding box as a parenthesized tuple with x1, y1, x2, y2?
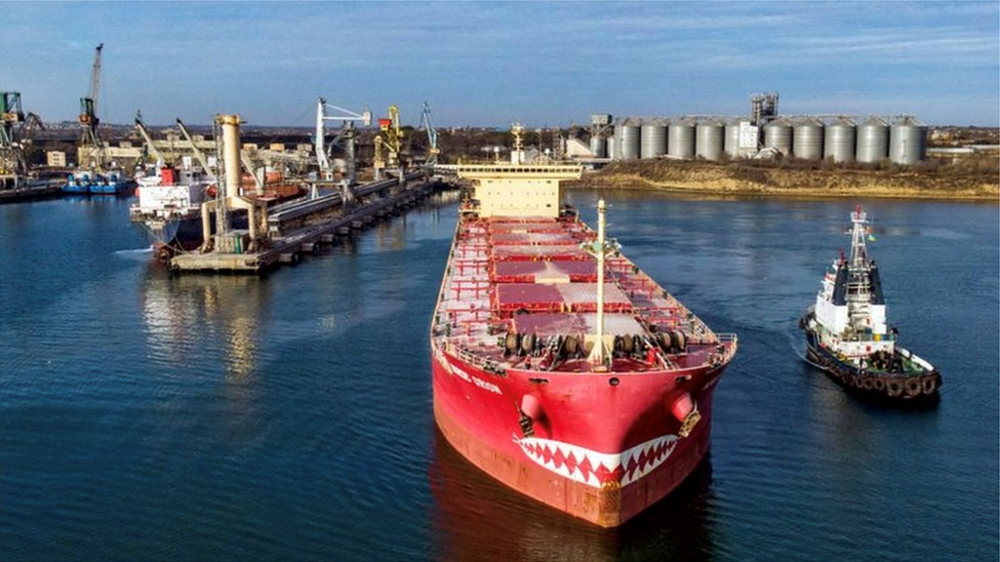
(2, 1, 997, 128)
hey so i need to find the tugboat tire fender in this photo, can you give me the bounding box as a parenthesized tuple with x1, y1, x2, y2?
(505, 331, 519, 353)
(873, 377, 886, 391)
(922, 376, 938, 395)
(886, 378, 904, 397)
(904, 377, 922, 397)
(861, 376, 874, 391)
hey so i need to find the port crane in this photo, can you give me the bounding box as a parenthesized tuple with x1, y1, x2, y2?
(315, 97, 371, 194)
(373, 104, 404, 181)
(1, 92, 43, 176)
(134, 111, 166, 169)
(419, 102, 440, 166)
(176, 118, 216, 178)
(78, 43, 104, 170)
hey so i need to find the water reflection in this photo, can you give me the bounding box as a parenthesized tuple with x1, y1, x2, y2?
(428, 429, 717, 562)
(139, 269, 270, 381)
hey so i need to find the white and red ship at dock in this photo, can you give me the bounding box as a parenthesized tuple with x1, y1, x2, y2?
(430, 131, 737, 527)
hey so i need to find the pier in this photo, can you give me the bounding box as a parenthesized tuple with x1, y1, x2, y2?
(170, 176, 448, 274)
(0, 176, 63, 204)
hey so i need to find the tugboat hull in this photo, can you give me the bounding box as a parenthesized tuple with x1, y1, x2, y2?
(802, 323, 941, 401)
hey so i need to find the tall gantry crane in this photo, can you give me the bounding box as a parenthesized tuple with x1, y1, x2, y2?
(1, 92, 25, 175)
(315, 97, 371, 192)
(419, 102, 439, 166)
(373, 104, 403, 180)
(0, 92, 43, 176)
(78, 43, 104, 170)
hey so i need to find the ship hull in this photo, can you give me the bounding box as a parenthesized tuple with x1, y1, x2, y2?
(802, 324, 941, 402)
(89, 180, 135, 195)
(431, 343, 724, 527)
(62, 182, 90, 194)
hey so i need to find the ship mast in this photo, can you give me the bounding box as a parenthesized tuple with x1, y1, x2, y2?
(511, 123, 525, 164)
(583, 199, 620, 367)
(849, 204, 869, 270)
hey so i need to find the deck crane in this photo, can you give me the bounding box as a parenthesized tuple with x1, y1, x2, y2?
(78, 43, 104, 170)
(419, 102, 440, 167)
(134, 111, 166, 169)
(315, 97, 371, 196)
(176, 118, 215, 178)
(373, 104, 404, 181)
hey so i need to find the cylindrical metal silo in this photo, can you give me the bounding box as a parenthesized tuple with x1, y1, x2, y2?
(824, 118, 857, 163)
(640, 123, 667, 159)
(856, 117, 889, 163)
(793, 118, 825, 160)
(607, 135, 616, 160)
(695, 120, 725, 161)
(724, 120, 741, 158)
(763, 118, 793, 156)
(589, 136, 606, 158)
(615, 124, 641, 161)
(668, 120, 695, 159)
(889, 117, 927, 165)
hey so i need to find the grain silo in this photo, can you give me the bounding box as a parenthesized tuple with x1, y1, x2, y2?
(616, 123, 641, 161)
(856, 117, 889, 163)
(763, 118, 793, 156)
(824, 117, 857, 163)
(724, 120, 741, 158)
(589, 136, 606, 158)
(607, 135, 616, 160)
(889, 117, 927, 165)
(668, 120, 695, 159)
(695, 120, 725, 161)
(793, 118, 825, 160)
(640, 122, 667, 159)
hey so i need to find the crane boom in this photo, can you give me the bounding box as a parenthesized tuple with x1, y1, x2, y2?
(134, 112, 165, 167)
(176, 118, 214, 176)
(88, 43, 104, 115)
(420, 102, 439, 165)
(315, 96, 371, 184)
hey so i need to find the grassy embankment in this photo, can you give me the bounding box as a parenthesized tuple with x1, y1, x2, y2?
(572, 156, 999, 201)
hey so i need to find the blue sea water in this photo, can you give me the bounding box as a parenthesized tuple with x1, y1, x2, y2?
(1, 191, 997, 561)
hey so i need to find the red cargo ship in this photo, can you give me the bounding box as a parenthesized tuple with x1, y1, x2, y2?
(430, 128, 737, 528)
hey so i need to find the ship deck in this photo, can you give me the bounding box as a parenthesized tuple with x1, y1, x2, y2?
(433, 212, 734, 374)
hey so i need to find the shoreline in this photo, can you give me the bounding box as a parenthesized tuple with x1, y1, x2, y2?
(571, 163, 1000, 202)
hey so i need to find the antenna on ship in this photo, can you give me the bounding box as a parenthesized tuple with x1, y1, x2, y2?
(582, 199, 620, 368)
(849, 204, 869, 269)
(511, 123, 525, 165)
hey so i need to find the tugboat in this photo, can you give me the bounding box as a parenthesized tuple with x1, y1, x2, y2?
(800, 205, 941, 401)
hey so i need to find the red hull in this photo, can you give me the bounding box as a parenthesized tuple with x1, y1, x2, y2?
(432, 342, 725, 527)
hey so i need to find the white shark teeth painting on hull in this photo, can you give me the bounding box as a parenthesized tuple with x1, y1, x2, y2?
(514, 434, 678, 488)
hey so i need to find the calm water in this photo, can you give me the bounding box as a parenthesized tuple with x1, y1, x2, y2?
(1, 191, 997, 561)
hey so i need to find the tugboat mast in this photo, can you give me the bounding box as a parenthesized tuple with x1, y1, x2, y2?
(849, 205, 869, 270)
